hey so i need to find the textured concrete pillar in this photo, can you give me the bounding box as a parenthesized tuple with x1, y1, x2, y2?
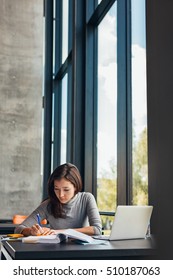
(0, 0, 43, 218)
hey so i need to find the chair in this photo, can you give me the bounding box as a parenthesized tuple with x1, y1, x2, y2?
(13, 215, 28, 224)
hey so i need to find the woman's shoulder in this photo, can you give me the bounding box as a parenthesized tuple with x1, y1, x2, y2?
(77, 192, 97, 208)
(78, 192, 95, 200)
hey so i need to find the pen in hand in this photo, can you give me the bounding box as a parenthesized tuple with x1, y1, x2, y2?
(36, 213, 41, 226)
(36, 213, 44, 234)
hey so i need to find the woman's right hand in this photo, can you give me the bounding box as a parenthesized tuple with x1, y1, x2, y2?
(30, 224, 56, 236)
(22, 225, 56, 236)
(30, 224, 44, 235)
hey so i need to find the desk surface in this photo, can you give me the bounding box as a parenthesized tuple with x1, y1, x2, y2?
(1, 236, 156, 260)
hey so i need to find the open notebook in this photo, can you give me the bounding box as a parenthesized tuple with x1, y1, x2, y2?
(94, 205, 153, 241)
(22, 229, 105, 245)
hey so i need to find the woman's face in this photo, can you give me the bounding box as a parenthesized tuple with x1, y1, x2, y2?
(54, 178, 76, 204)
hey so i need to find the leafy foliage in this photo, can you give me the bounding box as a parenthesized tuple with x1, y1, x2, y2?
(97, 127, 148, 229)
(132, 127, 148, 205)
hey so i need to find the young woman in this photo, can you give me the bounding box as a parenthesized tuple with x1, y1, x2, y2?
(15, 163, 102, 236)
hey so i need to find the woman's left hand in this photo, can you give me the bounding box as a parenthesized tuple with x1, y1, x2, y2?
(41, 228, 57, 235)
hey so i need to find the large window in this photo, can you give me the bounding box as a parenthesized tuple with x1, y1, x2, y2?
(0, 0, 148, 221)
(43, 0, 148, 220)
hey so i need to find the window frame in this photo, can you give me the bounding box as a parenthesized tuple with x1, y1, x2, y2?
(42, 0, 137, 213)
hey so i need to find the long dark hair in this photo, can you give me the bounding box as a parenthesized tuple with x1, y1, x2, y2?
(47, 163, 82, 218)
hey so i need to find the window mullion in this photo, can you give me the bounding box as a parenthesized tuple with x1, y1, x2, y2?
(117, 0, 132, 205)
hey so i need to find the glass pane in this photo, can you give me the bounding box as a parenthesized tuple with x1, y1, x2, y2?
(62, 0, 69, 64)
(97, 2, 117, 230)
(60, 74, 68, 164)
(131, 0, 148, 205)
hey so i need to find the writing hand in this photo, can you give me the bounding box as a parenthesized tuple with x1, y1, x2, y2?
(30, 225, 57, 236)
(30, 224, 44, 236)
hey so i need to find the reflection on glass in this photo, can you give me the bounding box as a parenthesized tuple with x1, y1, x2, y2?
(60, 74, 68, 164)
(62, 0, 69, 64)
(97, 2, 117, 227)
(131, 0, 148, 205)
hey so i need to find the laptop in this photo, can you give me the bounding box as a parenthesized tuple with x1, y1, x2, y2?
(94, 205, 153, 241)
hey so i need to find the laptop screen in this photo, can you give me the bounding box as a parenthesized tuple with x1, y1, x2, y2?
(109, 205, 153, 240)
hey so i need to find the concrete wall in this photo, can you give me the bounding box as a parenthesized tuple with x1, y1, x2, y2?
(0, 0, 43, 218)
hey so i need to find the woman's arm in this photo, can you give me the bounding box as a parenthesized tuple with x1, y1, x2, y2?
(73, 226, 95, 235)
(14, 201, 49, 235)
(85, 193, 102, 235)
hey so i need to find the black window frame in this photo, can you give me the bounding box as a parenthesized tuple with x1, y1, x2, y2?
(42, 0, 133, 212)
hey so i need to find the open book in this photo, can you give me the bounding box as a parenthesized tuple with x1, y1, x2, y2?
(22, 229, 104, 244)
